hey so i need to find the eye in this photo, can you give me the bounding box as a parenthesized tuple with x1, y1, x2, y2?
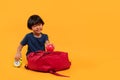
(37, 23, 42, 26)
(32, 23, 42, 28)
(33, 25, 37, 27)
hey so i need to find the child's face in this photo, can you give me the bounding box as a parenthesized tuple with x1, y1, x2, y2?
(31, 23, 43, 34)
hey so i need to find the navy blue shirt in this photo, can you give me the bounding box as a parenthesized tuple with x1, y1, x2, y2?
(20, 32, 48, 55)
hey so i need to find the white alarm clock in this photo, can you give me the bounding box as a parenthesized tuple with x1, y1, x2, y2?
(14, 58, 22, 67)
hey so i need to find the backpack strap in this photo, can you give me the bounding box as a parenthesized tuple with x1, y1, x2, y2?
(49, 70, 70, 77)
(25, 65, 70, 77)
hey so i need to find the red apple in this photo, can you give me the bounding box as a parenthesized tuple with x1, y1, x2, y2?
(46, 44, 54, 52)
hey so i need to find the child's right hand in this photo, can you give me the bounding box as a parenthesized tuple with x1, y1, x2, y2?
(15, 53, 22, 61)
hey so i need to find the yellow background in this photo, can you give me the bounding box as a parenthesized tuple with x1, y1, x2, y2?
(0, 0, 120, 80)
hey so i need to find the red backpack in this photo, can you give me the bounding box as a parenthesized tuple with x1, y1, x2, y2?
(25, 50, 71, 77)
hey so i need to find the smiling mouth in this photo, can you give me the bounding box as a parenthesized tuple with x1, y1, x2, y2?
(35, 29, 42, 32)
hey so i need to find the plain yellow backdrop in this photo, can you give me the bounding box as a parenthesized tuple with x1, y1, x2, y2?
(0, 0, 120, 80)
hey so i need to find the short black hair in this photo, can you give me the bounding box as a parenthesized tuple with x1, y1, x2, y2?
(27, 15, 44, 29)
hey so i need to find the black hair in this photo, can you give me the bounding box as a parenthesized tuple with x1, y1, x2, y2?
(27, 15, 44, 29)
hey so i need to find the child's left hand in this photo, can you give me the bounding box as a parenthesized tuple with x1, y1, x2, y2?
(45, 43, 55, 52)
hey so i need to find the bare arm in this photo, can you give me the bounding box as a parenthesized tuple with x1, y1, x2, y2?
(45, 40, 50, 51)
(15, 44, 24, 61)
(45, 40, 50, 46)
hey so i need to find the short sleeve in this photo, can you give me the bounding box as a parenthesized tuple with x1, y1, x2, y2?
(45, 34, 49, 41)
(20, 34, 28, 46)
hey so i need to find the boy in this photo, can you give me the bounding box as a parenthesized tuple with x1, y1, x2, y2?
(15, 14, 50, 61)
